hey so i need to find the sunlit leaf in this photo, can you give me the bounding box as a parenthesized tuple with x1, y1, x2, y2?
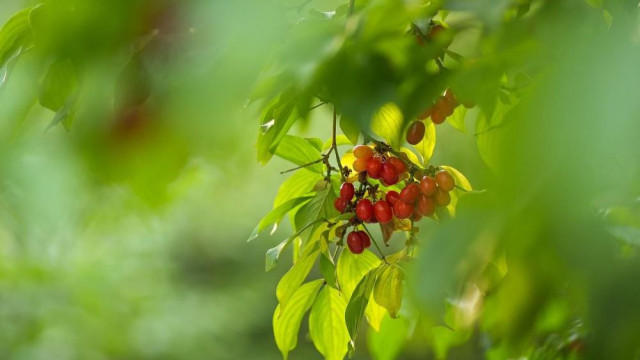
(447, 106, 467, 133)
(371, 103, 404, 150)
(248, 196, 313, 242)
(319, 252, 338, 289)
(273, 279, 323, 360)
(276, 241, 320, 313)
(373, 264, 404, 318)
(309, 286, 350, 360)
(336, 249, 382, 297)
(0, 7, 33, 70)
(274, 170, 323, 208)
(275, 135, 323, 173)
(344, 267, 380, 341)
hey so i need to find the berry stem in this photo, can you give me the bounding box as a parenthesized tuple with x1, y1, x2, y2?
(361, 224, 388, 263)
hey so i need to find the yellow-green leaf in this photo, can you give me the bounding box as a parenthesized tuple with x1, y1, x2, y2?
(373, 265, 404, 318)
(371, 103, 404, 150)
(276, 242, 320, 313)
(274, 279, 324, 360)
(309, 286, 350, 360)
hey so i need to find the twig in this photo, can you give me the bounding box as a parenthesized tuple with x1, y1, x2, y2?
(331, 107, 346, 181)
(280, 158, 324, 174)
(361, 224, 388, 263)
(308, 102, 326, 111)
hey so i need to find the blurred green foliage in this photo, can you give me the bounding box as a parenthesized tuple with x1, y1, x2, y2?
(1, 0, 640, 359)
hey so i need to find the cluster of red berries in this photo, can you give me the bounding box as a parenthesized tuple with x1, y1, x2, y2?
(406, 89, 475, 145)
(333, 144, 457, 254)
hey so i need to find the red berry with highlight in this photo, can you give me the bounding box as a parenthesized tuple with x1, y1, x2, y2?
(373, 200, 393, 224)
(387, 157, 406, 174)
(406, 121, 426, 145)
(334, 198, 347, 213)
(386, 190, 401, 206)
(366, 157, 383, 179)
(420, 176, 437, 196)
(381, 162, 399, 186)
(400, 183, 420, 203)
(416, 195, 436, 216)
(340, 182, 355, 201)
(357, 231, 371, 248)
(393, 200, 414, 219)
(436, 170, 455, 191)
(355, 199, 374, 221)
(434, 188, 451, 206)
(347, 231, 365, 254)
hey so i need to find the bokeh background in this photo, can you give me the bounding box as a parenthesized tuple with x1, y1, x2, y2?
(1, 0, 640, 359)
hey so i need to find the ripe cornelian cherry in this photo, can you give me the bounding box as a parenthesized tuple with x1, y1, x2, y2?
(340, 182, 355, 201)
(436, 96, 454, 116)
(444, 89, 457, 105)
(373, 200, 393, 224)
(406, 121, 426, 145)
(435, 170, 455, 191)
(381, 162, 399, 186)
(386, 190, 401, 205)
(400, 183, 421, 203)
(393, 200, 414, 219)
(347, 231, 365, 254)
(367, 157, 383, 179)
(334, 198, 347, 213)
(420, 176, 437, 196)
(357, 231, 371, 248)
(355, 199, 374, 221)
(387, 157, 406, 174)
(416, 195, 436, 216)
(353, 157, 368, 172)
(354, 145, 374, 159)
(431, 108, 446, 124)
(412, 212, 423, 222)
(434, 188, 451, 206)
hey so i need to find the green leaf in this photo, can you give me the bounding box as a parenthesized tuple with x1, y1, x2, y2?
(440, 165, 472, 191)
(0, 7, 33, 70)
(323, 134, 354, 151)
(336, 249, 381, 297)
(371, 103, 404, 150)
(373, 265, 404, 318)
(257, 94, 298, 165)
(447, 106, 467, 133)
(309, 286, 350, 360)
(367, 314, 410, 360)
(306, 137, 324, 152)
(319, 252, 338, 289)
(274, 170, 323, 208)
(344, 267, 380, 341)
(414, 120, 436, 166)
(276, 242, 320, 313)
(294, 188, 337, 235)
(275, 135, 323, 174)
(248, 196, 313, 242)
(340, 115, 360, 145)
(39, 58, 77, 111)
(265, 219, 328, 271)
(431, 325, 471, 360)
(273, 279, 324, 360)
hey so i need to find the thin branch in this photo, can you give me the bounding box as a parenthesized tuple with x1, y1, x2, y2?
(308, 102, 326, 111)
(361, 224, 388, 262)
(280, 158, 324, 174)
(332, 107, 346, 181)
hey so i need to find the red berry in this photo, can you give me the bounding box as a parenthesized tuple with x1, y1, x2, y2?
(416, 195, 436, 216)
(393, 200, 414, 219)
(334, 198, 347, 213)
(373, 200, 393, 224)
(354, 145, 374, 159)
(406, 121, 426, 145)
(444, 89, 457, 105)
(347, 231, 365, 254)
(386, 191, 401, 206)
(357, 231, 371, 248)
(366, 157, 383, 179)
(340, 182, 355, 201)
(411, 212, 423, 222)
(419, 176, 437, 196)
(435, 170, 455, 191)
(381, 162, 399, 186)
(355, 199, 374, 221)
(434, 188, 451, 206)
(400, 183, 420, 203)
(436, 96, 454, 116)
(431, 109, 446, 124)
(387, 157, 406, 174)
